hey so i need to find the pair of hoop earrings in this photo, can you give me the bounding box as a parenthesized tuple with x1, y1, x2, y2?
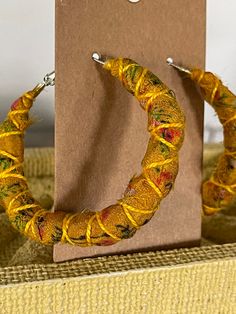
(0, 52, 235, 247)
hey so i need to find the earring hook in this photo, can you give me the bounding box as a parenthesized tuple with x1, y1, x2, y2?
(92, 52, 105, 65)
(43, 70, 55, 86)
(33, 70, 55, 94)
(166, 57, 191, 75)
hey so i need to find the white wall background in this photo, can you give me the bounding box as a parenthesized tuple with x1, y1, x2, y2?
(206, 0, 236, 142)
(0, 0, 55, 146)
(0, 0, 235, 146)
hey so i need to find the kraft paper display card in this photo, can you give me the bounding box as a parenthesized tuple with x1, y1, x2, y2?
(53, 0, 206, 262)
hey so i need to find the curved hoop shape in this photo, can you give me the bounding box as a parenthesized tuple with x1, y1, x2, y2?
(186, 68, 236, 215)
(0, 58, 185, 246)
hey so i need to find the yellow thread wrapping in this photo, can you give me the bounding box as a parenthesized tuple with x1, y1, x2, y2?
(2, 58, 236, 244)
(8, 190, 29, 211)
(86, 215, 96, 245)
(151, 133, 176, 150)
(122, 63, 139, 74)
(190, 68, 236, 215)
(8, 110, 28, 117)
(13, 204, 39, 214)
(118, 200, 159, 214)
(118, 58, 124, 81)
(0, 57, 185, 246)
(210, 80, 220, 104)
(203, 204, 221, 215)
(135, 68, 148, 98)
(119, 202, 140, 229)
(8, 110, 28, 129)
(139, 91, 173, 112)
(61, 213, 78, 245)
(0, 163, 23, 176)
(209, 177, 236, 194)
(225, 149, 236, 157)
(24, 208, 45, 239)
(0, 150, 19, 161)
(195, 70, 204, 84)
(149, 123, 183, 151)
(24, 92, 34, 101)
(95, 212, 121, 240)
(144, 158, 177, 169)
(0, 131, 22, 139)
(223, 114, 236, 127)
(0, 173, 26, 181)
(143, 170, 163, 199)
(153, 123, 183, 130)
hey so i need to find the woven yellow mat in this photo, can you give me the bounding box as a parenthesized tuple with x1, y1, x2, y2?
(0, 144, 235, 267)
(0, 243, 234, 313)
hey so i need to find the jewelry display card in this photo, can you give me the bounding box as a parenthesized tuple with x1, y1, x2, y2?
(54, 0, 206, 262)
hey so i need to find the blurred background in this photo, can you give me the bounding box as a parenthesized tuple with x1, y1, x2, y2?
(0, 0, 235, 146)
(0, 0, 54, 146)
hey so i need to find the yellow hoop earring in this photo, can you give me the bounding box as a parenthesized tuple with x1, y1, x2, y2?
(0, 53, 185, 246)
(168, 57, 236, 215)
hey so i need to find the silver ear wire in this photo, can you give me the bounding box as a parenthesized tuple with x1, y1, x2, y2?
(92, 52, 105, 65)
(35, 70, 55, 91)
(43, 71, 55, 86)
(166, 57, 191, 75)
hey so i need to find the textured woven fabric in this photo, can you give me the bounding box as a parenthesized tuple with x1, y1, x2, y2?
(0, 244, 235, 313)
(0, 242, 235, 285)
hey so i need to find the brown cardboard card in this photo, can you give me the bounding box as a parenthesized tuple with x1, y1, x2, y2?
(53, 0, 206, 262)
